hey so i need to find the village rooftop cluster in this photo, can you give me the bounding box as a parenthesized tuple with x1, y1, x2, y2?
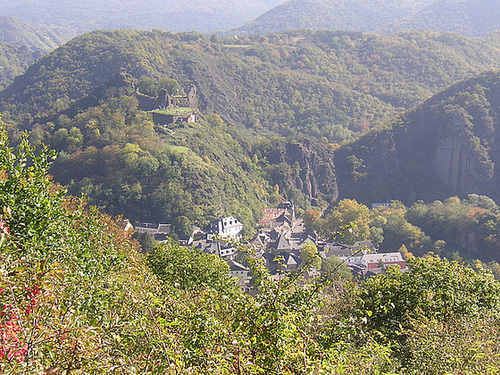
(128, 201, 407, 287)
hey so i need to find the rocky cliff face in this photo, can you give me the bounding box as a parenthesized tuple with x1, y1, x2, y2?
(431, 137, 492, 196)
(262, 139, 338, 206)
(335, 71, 500, 205)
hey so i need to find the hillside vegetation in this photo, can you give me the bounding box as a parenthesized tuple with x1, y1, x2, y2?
(236, 0, 500, 38)
(3, 29, 500, 143)
(337, 70, 500, 206)
(0, 16, 75, 90)
(22, 87, 338, 231)
(1, 125, 500, 373)
(2, 29, 500, 235)
(0, 42, 41, 91)
(0, 16, 75, 52)
(234, 0, 434, 35)
(383, 0, 500, 37)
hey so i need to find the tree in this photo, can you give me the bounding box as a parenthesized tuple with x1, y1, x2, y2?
(398, 244, 413, 259)
(134, 231, 156, 253)
(322, 199, 372, 244)
(357, 256, 500, 338)
(0, 120, 176, 372)
(157, 77, 180, 95)
(300, 242, 321, 269)
(172, 215, 193, 238)
(303, 208, 322, 233)
(320, 255, 352, 280)
(210, 33, 220, 43)
(147, 240, 240, 295)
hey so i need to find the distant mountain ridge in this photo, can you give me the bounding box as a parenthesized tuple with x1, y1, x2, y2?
(0, 16, 75, 90)
(234, 0, 433, 35)
(234, 0, 500, 37)
(0, 16, 75, 52)
(383, 0, 500, 37)
(0, 0, 284, 32)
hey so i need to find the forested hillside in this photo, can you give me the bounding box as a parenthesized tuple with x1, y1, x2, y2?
(2, 29, 500, 229)
(3, 29, 500, 143)
(236, 0, 500, 37)
(0, 16, 75, 52)
(0, 16, 75, 90)
(336, 70, 500, 206)
(17, 82, 338, 230)
(1, 127, 500, 373)
(3, 5, 500, 373)
(0, 42, 41, 90)
(383, 0, 500, 37)
(234, 0, 434, 35)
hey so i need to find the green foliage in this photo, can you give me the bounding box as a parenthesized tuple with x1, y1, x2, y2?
(357, 255, 500, 369)
(0, 16, 72, 52)
(336, 70, 500, 210)
(4, 29, 500, 143)
(134, 231, 156, 253)
(371, 201, 433, 257)
(148, 240, 241, 295)
(138, 76, 180, 97)
(299, 242, 321, 269)
(0, 119, 174, 372)
(405, 195, 500, 260)
(43, 101, 269, 228)
(403, 316, 500, 374)
(303, 208, 322, 232)
(1, 123, 499, 373)
(364, 196, 500, 261)
(358, 255, 500, 335)
(0, 41, 40, 90)
(320, 255, 353, 280)
(322, 199, 375, 244)
(171, 215, 193, 238)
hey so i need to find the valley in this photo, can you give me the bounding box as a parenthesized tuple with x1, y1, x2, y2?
(2, 4, 500, 371)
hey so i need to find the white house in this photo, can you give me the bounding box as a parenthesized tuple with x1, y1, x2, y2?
(207, 217, 243, 239)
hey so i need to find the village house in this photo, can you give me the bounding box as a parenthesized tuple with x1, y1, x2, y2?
(259, 201, 295, 227)
(262, 251, 303, 275)
(134, 222, 171, 241)
(255, 200, 315, 254)
(206, 216, 244, 239)
(227, 259, 251, 286)
(318, 241, 353, 258)
(117, 219, 134, 233)
(196, 239, 237, 259)
(346, 252, 407, 271)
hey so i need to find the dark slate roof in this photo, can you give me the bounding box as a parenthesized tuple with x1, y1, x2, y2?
(227, 260, 249, 272)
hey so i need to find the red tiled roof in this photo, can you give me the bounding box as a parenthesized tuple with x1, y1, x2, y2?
(259, 208, 286, 227)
